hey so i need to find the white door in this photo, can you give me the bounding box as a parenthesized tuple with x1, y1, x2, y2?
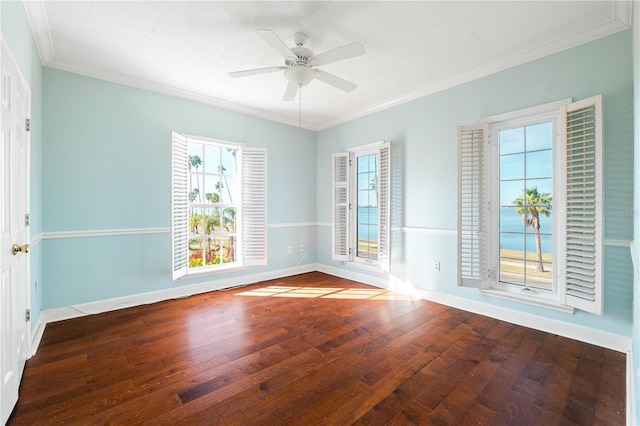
(0, 40, 31, 426)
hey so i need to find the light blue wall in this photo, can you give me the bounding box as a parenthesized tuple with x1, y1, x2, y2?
(42, 68, 316, 308)
(2, 1, 43, 331)
(316, 30, 634, 338)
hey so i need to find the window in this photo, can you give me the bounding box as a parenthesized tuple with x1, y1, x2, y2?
(171, 132, 267, 279)
(458, 96, 603, 314)
(332, 141, 390, 271)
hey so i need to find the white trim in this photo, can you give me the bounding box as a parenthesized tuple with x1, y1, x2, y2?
(22, 0, 55, 64)
(627, 348, 636, 426)
(631, 241, 640, 283)
(482, 98, 571, 123)
(604, 238, 633, 248)
(45, 63, 317, 131)
(267, 222, 317, 228)
(42, 227, 170, 239)
(481, 288, 575, 314)
(316, 18, 629, 130)
(30, 233, 43, 247)
(30, 314, 46, 357)
(39, 264, 318, 326)
(37, 223, 322, 241)
(25, 3, 628, 132)
(314, 264, 631, 353)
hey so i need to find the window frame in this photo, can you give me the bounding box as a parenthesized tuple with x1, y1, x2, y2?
(171, 132, 267, 280)
(332, 140, 391, 272)
(485, 101, 566, 306)
(458, 96, 603, 315)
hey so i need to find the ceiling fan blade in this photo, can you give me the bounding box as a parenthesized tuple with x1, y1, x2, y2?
(256, 29, 295, 59)
(229, 66, 287, 78)
(315, 69, 357, 93)
(283, 80, 299, 102)
(313, 41, 365, 66)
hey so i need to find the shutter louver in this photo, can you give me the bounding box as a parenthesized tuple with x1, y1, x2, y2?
(242, 147, 268, 265)
(563, 96, 603, 315)
(458, 124, 489, 288)
(171, 131, 189, 280)
(378, 142, 391, 271)
(332, 152, 350, 261)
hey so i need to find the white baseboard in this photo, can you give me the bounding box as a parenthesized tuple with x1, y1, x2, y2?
(315, 264, 631, 353)
(30, 314, 46, 356)
(38, 263, 317, 330)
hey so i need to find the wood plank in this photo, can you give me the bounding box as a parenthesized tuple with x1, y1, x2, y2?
(7, 272, 625, 425)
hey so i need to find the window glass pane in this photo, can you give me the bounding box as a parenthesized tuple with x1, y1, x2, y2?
(185, 139, 241, 271)
(219, 176, 238, 204)
(500, 207, 524, 232)
(189, 238, 204, 268)
(500, 153, 524, 181)
(357, 172, 370, 191)
(499, 127, 524, 155)
(203, 175, 217, 203)
(221, 147, 238, 175)
(204, 144, 220, 174)
(222, 207, 237, 232)
(499, 122, 553, 292)
(356, 153, 378, 260)
(189, 209, 204, 237)
(526, 150, 552, 179)
(525, 122, 553, 151)
(527, 178, 552, 196)
(357, 155, 369, 170)
(500, 180, 525, 206)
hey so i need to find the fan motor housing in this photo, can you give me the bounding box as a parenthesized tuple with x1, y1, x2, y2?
(284, 65, 315, 87)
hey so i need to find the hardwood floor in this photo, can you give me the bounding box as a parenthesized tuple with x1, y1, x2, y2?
(8, 272, 625, 425)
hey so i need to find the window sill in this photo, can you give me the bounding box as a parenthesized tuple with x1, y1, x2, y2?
(181, 264, 247, 279)
(481, 288, 575, 314)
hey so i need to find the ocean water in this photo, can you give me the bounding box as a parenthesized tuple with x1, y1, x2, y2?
(500, 207, 552, 254)
(357, 207, 551, 254)
(358, 207, 378, 239)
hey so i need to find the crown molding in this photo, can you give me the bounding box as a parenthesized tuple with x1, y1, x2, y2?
(315, 10, 632, 130)
(23, 0, 631, 132)
(45, 61, 317, 131)
(22, 0, 54, 64)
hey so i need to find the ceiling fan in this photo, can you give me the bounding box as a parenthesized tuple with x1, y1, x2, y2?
(229, 29, 365, 101)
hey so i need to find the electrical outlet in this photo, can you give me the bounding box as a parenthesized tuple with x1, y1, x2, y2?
(433, 261, 440, 272)
(299, 244, 305, 252)
(287, 246, 292, 254)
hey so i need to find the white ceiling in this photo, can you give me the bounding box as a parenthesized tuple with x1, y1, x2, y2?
(24, 1, 632, 130)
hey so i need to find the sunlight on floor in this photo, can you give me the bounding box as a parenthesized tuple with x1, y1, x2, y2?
(236, 285, 417, 300)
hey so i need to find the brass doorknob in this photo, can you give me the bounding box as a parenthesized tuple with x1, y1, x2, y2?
(12, 244, 29, 255)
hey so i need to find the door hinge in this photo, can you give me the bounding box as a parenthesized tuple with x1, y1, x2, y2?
(348, 247, 352, 255)
(25, 309, 30, 322)
(25, 213, 30, 227)
(25, 118, 31, 132)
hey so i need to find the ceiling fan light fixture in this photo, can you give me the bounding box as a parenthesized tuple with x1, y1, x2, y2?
(284, 66, 315, 87)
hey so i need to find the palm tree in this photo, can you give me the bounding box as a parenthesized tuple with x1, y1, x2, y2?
(513, 187, 552, 272)
(189, 154, 202, 203)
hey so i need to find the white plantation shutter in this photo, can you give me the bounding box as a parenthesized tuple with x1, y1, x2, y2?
(458, 124, 489, 288)
(332, 152, 351, 261)
(562, 96, 603, 315)
(171, 131, 189, 280)
(378, 142, 391, 271)
(242, 147, 268, 266)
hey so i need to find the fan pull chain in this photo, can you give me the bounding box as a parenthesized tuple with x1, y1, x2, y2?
(298, 85, 302, 129)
